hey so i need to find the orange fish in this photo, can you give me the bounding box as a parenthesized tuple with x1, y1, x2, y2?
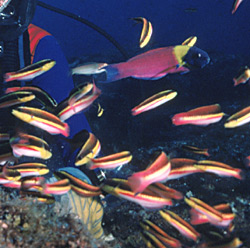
(56, 83, 101, 121)
(233, 66, 250, 86)
(88, 151, 132, 170)
(131, 90, 177, 116)
(75, 131, 101, 166)
(181, 145, 210, 157)
(194, 160, 243, 179)
(168, 158, 202, 180)
(131, 17, 153, 48)
(147, 183, 183, 200)
(128, 151, 171, 194)
(101, 178, 173, 209)
(159, 210, 200, 241)
(12, 106, 70, 137)
(140, 220, 182, 248)
(224, 106, 250, 128)
(4, 59, 55, 82)
(189, 203, 235, 227)
(172, 104, 225, 126)
(185, 197, 223, 223)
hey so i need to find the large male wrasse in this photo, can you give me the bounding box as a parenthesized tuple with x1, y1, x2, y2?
(99, 45, 210, 83)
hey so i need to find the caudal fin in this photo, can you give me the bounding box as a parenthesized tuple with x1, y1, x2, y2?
(96, 64, 125, 83)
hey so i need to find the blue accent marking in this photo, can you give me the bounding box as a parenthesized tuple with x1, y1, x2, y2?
(18, 34, 25, 87)
(58, 167, 92, 184)
(98, 65, 120, 83)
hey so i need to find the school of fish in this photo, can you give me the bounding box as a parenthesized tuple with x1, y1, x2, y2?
(0, 0, 248, 247)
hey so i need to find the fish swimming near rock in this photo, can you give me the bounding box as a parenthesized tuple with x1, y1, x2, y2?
(55, 167, 104, 239)
(159, 210, 200, 242)
(128, 151, 171, 194)
(99, 45, 210, 83)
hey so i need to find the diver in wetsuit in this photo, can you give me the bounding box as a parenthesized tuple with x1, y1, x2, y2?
(0, 0, 104, 184)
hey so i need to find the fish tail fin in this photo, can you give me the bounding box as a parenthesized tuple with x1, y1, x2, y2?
(96, 63, 125, 83)
(3, 72, 12, 83)
(128, 173, 147, 194)
(237, 169, 245, 180)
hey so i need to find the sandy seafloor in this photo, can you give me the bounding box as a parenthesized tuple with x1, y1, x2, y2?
(82, 50, 250, 248)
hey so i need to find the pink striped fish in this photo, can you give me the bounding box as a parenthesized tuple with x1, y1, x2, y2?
(128, 151, 171, 194)
(172, 104, 225, 126)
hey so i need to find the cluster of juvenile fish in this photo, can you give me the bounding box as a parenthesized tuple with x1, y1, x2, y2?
(0, 60, 105, 198)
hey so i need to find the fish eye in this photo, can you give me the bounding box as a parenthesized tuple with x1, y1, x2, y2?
(197, 53, 201, 58)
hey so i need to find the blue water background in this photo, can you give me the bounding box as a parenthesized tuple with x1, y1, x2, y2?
(33, 0, 250, 61)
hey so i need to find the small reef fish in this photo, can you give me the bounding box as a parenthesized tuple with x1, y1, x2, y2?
(88, 151, 132, 170)
(233, 66, 250, 86)
(42, 179, 71, 195)
(194, 160, 243, 179)
(100, 45, 210, 83)
(4, 177, 45, 191)
(56, 83, 101, 122)
(12, 106, 70, 137)
(4, 59, 56, 82)
(10, 133, 52, 160)
(224, 106, 250, 128)
(232, 0, 244, 14)
(75, 131, 101, 166)
(1, 165, 21, 181)
(21, 177, 46, 191)
(182, 36, 197, 46)
(6, 86, 58, 109)
(54, 167, 102, 197)
(71, 62, 108, 75)
(131, 90, 177, 116)
(128, 151, 171, 194)
(140, 230, 166, 248)
(0, 91, 35, 109)
(190, 203, 235, 227)
(197, 237, 243, 248)
(68, 82, 93, 106)
(168, 158, 202, 180)
(181, 145, 210, 157)
(185, 197, 223, 224)
(97, 103, 104, 117)
(140, 220, 182, 248)
(131, 17, 153, 48)
(147, 183, 183, 200)
(102, 178, 173, 209)
(5, 163, 49, 177)
(159, 210, 200, 241)
(172, 104, 225, 126)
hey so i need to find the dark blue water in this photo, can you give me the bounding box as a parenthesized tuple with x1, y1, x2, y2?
(33, 0, 250, 61)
